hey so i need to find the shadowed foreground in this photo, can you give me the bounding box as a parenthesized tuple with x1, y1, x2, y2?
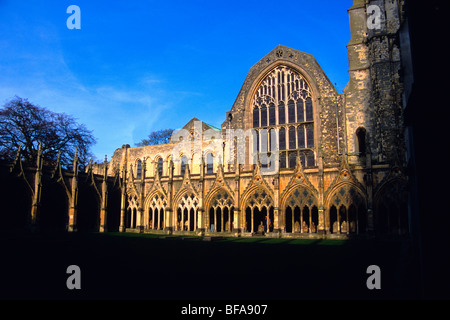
(0, 231, 421, 299)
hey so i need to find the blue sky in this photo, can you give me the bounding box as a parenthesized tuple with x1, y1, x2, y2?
(0, 0, 353, 161)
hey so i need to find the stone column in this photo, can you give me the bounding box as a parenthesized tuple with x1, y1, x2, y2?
(68, 151, 78, 232)
(251, 207, 254, 233)
(99, 156, 108, 233)
(214, 207, 217, 233)
(31, 145, 43, 231)
(187, 208, 191, 231)
(165, 160, 174, 234)
(194, 209, 197, 231)
(152, 209, 155, 230)
(273, 173, 281, 237)
(365, 151, 374, 235)
(318, 152, 326, 235)
(119, 146, 129, 232)
(137, 159, 146, 233)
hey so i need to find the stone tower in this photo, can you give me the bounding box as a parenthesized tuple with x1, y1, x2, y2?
(345, 0, 405, 165)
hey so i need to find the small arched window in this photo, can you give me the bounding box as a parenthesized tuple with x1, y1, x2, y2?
(157, 158, 163, 177)
(136, 159, 142, 179)
(356, 127, 367, 155)
(206, 153, 214, 174)
(180, 155, 188, 176)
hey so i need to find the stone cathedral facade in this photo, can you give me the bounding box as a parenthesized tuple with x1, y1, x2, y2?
(1, 0, 409, 238)
(102, 0, 409, 238)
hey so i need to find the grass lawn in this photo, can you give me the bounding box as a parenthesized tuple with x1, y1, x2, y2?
(0, 231, 422, 299)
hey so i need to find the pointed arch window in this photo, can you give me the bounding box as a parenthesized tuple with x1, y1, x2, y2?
(180, 155, 188, 176)
(206, 153, 214, 174)
(136, 159, 142, 179)
(157, 158, 163, 176)
(356, 127, 367, 155)
(251, 65, 315, 167)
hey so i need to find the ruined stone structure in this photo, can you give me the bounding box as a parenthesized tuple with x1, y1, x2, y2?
(0, 0, 409, 238)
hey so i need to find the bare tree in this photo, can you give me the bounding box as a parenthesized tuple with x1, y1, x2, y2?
(135, 128, 174, 147)
(0, 96, 96, 168)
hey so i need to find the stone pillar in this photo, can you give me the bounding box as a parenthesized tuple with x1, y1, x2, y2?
(119, 164, 127, 232)
(181, 209, 185, 231)
(197, 208, 204, 236)
(119, 146, 129, 232)
(99, 156, 108, 233)
(165, 160, 174, 234)
(68, 151, 79, 232)
(165, 208, 173, 234)
(233, 209, 240, 236)
(318, 152, 326, 235)
(151, 209, 155, 230)
(273, 173, 281, 237)
(251, 207, 254, 233)
(187, 208, 191, 231)
(31, 145, 43, 231)
(233, 162, 241, 236)
(214, 207, 217, 233)
(365, 150, 374, 236)
(194, 209, 197, 231)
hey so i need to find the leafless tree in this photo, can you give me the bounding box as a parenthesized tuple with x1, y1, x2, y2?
(0, 96, 96, 169)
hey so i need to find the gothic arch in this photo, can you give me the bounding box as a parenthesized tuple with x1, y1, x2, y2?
(126, 191, 139, 229)
(173, 188, 200, 232)
(205, 187, 235, 233)
(280, 184, 319, 234)
(245, 60, 321, 119)
(246, 62, 322, 168)
(144, 190, 168, 230)
(325, 182, 367, 235)
(241, 186, 274, 233)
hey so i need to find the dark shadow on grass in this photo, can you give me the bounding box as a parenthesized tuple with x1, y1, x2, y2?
(0, 231, 422, 300)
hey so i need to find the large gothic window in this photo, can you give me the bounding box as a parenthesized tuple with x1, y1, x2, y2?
(252, 66, 315, 168)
